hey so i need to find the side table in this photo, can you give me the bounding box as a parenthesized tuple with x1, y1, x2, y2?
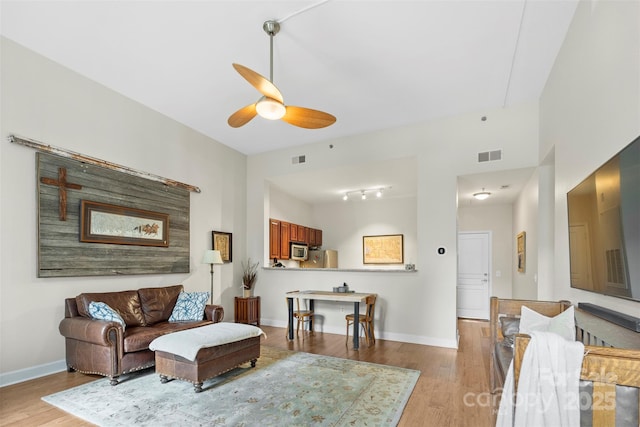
(234, 296, 260, 326)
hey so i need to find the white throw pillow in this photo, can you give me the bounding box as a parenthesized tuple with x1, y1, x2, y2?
(519, 305, 575, 341)
(169, 291, 209, 322)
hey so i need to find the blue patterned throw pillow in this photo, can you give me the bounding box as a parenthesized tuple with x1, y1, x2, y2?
(169, 291, 209, 322)
(88, 301, 126, 330)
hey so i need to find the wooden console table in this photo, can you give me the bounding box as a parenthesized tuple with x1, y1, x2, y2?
(234, 296, 260, 326)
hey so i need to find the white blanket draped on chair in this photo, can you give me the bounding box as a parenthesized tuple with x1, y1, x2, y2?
(496, 331, 585, 427)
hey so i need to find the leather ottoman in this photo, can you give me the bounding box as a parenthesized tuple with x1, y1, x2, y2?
(150, 323, 263, 392)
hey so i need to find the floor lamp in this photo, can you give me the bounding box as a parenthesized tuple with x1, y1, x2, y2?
(202, 250, 223, 304)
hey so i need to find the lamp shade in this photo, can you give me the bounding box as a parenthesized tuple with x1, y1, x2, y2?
(202, 249, 224, 265)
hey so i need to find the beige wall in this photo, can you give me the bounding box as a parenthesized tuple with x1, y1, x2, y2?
(541, 0, 640, 314)
(512, 169, 540, 299)
(0, 37, 247, 384)
(248, 102, 541, 347)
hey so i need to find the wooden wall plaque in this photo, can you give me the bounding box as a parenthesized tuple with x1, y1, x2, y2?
(37, 152, 190, 277)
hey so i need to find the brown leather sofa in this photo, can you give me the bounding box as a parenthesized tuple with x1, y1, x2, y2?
(59, 284, 224, 385)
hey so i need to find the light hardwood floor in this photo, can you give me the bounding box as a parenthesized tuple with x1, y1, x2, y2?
(0, 319, 498, 426)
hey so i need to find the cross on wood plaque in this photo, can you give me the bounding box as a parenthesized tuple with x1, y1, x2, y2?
(40, 167, 82, 221)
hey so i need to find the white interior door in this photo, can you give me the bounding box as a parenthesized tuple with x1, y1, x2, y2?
(457, 231, 491, 319)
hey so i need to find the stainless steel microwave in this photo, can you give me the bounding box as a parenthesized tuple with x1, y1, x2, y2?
(290, 243, 308, 261)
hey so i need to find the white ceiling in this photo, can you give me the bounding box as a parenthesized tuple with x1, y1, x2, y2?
(0, 0, 577, 205)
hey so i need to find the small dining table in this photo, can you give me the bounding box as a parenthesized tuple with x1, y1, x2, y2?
(286, 290, 374, 350)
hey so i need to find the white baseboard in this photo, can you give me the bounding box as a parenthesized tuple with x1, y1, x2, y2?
(260, 319, 458, 349)
(1, 323, 457, 387)
(0, 359, 67, 388)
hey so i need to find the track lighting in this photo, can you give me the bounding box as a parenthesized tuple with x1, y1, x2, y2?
(341, 186, 391, 201)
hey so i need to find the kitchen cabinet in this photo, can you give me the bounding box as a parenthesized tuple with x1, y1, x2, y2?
(280, 221, 290, 259)
(308, 228, 323, 248)
(269, 219, 280, 259)
(297, 225, 307, 243)
(234, 296, 260, 326)
(269, 218, 323, 259)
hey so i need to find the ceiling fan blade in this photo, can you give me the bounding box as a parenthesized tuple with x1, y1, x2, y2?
(228, 104, 257, 128)
(232, 63, 283, 103)
(281, 106, 337, 129)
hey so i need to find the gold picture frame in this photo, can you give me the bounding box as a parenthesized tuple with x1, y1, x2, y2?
(80, 200, 169, 247)
(212, 231, 232, 262)
(363, 234, 404, 264)
(517, 231, 526, 273)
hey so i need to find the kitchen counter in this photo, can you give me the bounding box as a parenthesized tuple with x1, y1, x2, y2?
(263, 267, 418, 273)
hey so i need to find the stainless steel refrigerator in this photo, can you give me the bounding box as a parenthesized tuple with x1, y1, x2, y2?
(300, 249, 338, 268)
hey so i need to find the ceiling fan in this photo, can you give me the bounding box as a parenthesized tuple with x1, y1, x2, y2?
(228, 20, 336, 129)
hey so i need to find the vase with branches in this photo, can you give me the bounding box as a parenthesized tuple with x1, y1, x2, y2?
(241, 258, 259, 297)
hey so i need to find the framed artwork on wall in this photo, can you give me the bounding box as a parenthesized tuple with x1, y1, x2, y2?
(212, 231, 232, 262)
(80, 200, 169, 247)
(363, 234, 404, 264)
(517, 231, 526, 273)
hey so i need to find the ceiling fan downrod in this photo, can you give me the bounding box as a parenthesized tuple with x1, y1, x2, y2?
(263, 20, 280, 83)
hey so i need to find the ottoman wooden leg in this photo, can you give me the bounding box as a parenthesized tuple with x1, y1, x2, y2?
(194, 382, 203, 393)
(160, 374, 170, 383)
(251, 359, 257, 367)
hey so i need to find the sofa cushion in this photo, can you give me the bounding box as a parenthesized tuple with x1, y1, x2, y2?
(88, 301, 126, 330)
(76, 290, 146, 327)
(500, 316, 520, 348)
(123, 320, 211, 353)
(138, 284, 183, 326)
(169, 291, 209, 322)
(520, 305, 575, 341)
(494, 342, 513, 382)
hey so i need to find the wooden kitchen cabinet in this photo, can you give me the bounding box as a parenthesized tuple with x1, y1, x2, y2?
(280, 221, 290, 259)
(308, 228, 323, 247)
(234, 296, 260, 326)
(297, 225, 307, 243)
(269, 219, 280, 259)
(269, 218, 323, 258)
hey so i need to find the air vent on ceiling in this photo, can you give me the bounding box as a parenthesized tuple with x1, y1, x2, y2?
(292, 155, 306, 164)
(478, 150, 502, 163)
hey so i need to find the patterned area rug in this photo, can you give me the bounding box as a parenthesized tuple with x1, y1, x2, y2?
(43, 346, 419, 426)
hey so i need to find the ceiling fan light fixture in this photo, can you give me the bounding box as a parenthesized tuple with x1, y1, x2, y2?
(256, 97, 286, 120)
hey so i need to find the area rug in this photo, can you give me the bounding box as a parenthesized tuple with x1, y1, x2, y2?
(43, 346, 419, 426)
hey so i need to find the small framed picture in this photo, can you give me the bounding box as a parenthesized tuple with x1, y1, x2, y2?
(212, 231, 232, 262)
(517, 231, 526, 273)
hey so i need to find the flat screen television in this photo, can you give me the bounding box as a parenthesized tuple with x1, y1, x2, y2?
(567, 135, 640, 302)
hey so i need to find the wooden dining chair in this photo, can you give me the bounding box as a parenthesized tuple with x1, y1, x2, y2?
(345, 294, 377, 346)
(286, 291, 315, 338)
